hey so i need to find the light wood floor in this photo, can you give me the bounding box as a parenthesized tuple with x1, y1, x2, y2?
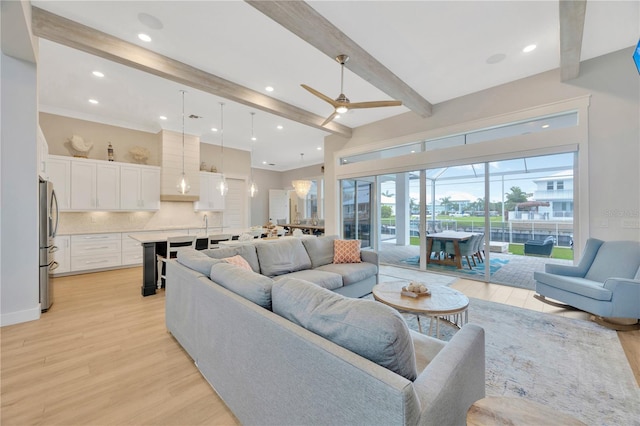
(1, 268, 637, 425)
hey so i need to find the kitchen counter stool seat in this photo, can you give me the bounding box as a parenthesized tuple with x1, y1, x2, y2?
(157, 235, 196, 288)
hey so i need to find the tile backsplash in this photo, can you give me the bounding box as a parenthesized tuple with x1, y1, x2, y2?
(57, 202, 223, 235)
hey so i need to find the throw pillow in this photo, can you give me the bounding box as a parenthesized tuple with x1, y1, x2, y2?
(210, 263, 274, 310)
(176, 249, 223, 276)
(222, 255, 252, 270)
(272, 277, 417, 381)
(333, 239, 361, 264)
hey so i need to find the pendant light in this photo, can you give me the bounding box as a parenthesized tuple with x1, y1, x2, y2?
(176, 90, 190, 194)
(248, 112, 258, 198)
(292, 153, 312, 199)
(218, 102, 229, 197)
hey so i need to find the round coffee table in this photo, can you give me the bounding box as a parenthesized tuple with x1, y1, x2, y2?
(372, 281, 469, 339)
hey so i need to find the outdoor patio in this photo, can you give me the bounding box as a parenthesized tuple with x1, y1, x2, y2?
(377, 241, 573, 290)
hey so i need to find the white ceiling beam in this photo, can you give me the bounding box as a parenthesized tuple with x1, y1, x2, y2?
(559, 0, 587, 81)
(31, 6, 352, 138)
(246, 0, 433, 118)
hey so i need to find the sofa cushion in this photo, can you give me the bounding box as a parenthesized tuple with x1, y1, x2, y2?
(533, 271, 613, 301)
(209, 262, 274, 310)
(273, 269, 343, 291)
(315, 262, 378, 286)
(334, 239, 362, 264)
(272, 277, 417, 381)
(202, 245, 260, 273)
(222, 255, 252, 271)
(177, 249, 223, 276)
(256, 238, 312, 277)
(302, 235, 338, 268)
(584, 241, 640, 283)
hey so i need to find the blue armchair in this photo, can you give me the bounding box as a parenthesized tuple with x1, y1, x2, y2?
(534, 238, 640, 329)
(524, 236, 555, 257)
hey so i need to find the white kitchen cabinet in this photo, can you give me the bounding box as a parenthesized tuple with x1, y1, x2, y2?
(52, 235, 70, 274)
(71, 160, 120, 210)
(121, 234, 143, 266)
(71, 233, 122, 271)
(194, 172, 225, 211)
(37, 126, 49, 180)
(47, 156, 71, 210)
(120, 165, 160, 211)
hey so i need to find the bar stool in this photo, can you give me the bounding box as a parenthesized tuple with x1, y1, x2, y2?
(208, 234, 232, 249)
(157, 235, 195, 288)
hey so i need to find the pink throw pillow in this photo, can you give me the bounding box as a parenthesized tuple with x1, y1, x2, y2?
(222, 255, 252, 271)
(333, 240, 362, 264)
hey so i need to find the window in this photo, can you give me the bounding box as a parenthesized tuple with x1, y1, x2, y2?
(547, 181, 554, 190)
(557, 181, 564, 190)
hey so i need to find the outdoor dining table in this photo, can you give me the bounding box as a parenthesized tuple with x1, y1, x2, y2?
(426, 231, 477, 269)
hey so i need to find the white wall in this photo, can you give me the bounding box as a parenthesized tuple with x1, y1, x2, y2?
(324, 47, 640, 246)
(1, 1, 41, 326)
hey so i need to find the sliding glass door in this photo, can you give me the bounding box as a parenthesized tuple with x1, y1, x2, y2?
(341, 179, 372, 248)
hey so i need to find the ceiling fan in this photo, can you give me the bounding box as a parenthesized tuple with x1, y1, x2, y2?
(301, 54, 403, 126)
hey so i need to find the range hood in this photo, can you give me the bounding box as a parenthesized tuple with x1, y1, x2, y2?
(159, 129, 200, 202)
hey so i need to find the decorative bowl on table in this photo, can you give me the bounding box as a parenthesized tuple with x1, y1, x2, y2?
(401, 282, 431, 298)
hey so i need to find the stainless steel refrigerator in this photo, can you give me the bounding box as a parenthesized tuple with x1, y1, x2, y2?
(39, 178, 59, 312)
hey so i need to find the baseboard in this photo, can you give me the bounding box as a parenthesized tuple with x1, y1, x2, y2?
(1, 305, 41, 326)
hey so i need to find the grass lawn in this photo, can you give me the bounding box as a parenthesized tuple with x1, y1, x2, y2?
(408, 239, 573, 260)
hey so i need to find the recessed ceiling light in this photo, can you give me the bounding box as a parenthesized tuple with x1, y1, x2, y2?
(159, 116, 167, 120)
(276, 125, 283, 130)
(541, 124, 550, 129)
(486, 53, 506, 64)
(88, 99, 99, 104)
(211, 127, 218, 132)
(137, 12, 163, 30)
(265, 86, 274, 92)
(262, 161, 267, 165)
(317, 147, 322, 151)
(523, 44, 537, 53)
(335, 114, 341, 119)
(410, 150, 416, 153)
(92, 71, 104, 78)
(251, 136, 257, 141)
(138, 33, 152, 42)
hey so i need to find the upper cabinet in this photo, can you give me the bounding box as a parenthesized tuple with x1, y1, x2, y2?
(37, 126, 49, 180)
(120, 165, 160, 211)
(70, 159, 120, 210)
(194, 172, 225, 211)
(47, 156, 71, 210)
(48, 155, 159, 212)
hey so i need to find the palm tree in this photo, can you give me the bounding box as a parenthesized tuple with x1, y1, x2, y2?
(505, 186, 530, 211)
(439, 196, 451, 216)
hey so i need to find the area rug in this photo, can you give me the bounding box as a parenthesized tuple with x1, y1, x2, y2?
(401, 255, 509, 277)
(405, 299, 640, 425)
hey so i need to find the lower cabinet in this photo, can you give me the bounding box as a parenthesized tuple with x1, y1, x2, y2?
(121, 234, 144, 266)
(53, 235, 71, 274)
(71, 233, 122, 272)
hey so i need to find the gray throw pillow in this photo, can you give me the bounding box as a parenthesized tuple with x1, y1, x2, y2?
(255, 238, 312, 277)
(210, 262, 274, 310)
(202, 245, 261, 273)
(302, 235, 338, 268)
(177, 249, 223, 276)
(272, 277, 417, 381)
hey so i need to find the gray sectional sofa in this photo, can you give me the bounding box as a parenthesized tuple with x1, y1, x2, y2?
(165, 235, 486, 425)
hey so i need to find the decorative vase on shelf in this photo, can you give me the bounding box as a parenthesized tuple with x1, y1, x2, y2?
(311, 213, 319, 226)
(107, 142, 114, 161)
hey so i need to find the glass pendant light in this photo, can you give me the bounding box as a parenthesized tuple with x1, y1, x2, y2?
(218, 102, 228, 197)
(176, 90, 190, 194)
(248, 112, 258, 198)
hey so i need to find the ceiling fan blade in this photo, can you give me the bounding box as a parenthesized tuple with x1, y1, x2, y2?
(301, 84, 338, 107)
(347, 100, 403, 109)
(321, 111, 338, 126)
